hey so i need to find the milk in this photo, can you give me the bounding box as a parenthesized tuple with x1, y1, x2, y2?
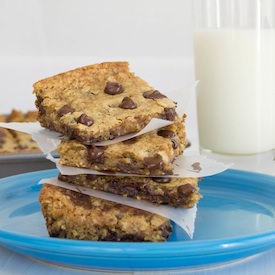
(194, 30, 275, 154)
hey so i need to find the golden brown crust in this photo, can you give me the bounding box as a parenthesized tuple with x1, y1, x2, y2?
(58, 122, 186, 176)
(33, 62, 179, 144)
(39, 184, 172, 242)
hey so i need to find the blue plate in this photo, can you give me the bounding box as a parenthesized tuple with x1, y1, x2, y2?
(0, 169, 275, 271)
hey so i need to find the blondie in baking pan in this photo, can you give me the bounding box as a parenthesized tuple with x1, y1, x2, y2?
(0, 110, 55, 178)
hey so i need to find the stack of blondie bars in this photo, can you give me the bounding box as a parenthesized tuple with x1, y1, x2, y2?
(34, 62, 201, 242)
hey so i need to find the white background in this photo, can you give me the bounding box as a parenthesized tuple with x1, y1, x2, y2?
(0, 0, 194, 112)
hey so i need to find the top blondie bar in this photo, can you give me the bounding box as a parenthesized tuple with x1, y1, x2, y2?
(33, 62, 179, 144)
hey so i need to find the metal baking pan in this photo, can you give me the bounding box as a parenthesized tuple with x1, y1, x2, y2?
(0, 153, 56, 178)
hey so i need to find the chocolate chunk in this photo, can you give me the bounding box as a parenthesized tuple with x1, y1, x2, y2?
(171, 138, 178, 149)
(57, 105, 75, 117)
(159, 223, 172, 238)
(77, 114, 94, 126)
(143, 154, 163, 171)
(35, 95, 43, 106)
(58, 174, 69, 182)
(116, 161, 139, 173)
(119, 97, 137, 109)
(36, 96, 45, 114)
(86, 174, 98, 181)
(157, 130, 175, 138)
(122, 185, 138, 197)
(66, 190, 92, 209)
(143, 90, 166, 99)
(104, 231, 118, 241)
(104, 82, 124, 95)
(88, 146, 104, 164)
(191, 162, 202, 172)
(177, 184, 195, 196)
(163, 107, 177, 121)
(15, 145, 28, 150)
(151, 177, 171, 184)
(123, 137, 138, 145)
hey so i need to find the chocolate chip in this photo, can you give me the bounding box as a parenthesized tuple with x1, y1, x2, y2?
(86, 174, 98, 181)
(104, 82, 124, 95)
(38, 104, 45, 115)
(143, 90, 166, 99)
(143, 154, 163, 170)
(36, 95, 43, 106)
(163, 107, 177, 121)
(103, 231, 118, 241)
(116, 162, 139, 173)
(191, 162, 202, 172)
(151, 177, 171, 184)
(119, 97, 137, 109)
(36, 96, 45, 114)
(88, 146, 105, 164)
(77, 114, 94, 126)
(159, 223, 173, 238)
(15, 145, 28, 150)
(123, 137, 138, 145)
(57, 105, 75, 117)
(157, 130, 175, 138)
(122, 185, 138, 197)
(58, 174, 68, 182)
(177, 184, 195, 196)
(171, 138, 178, 149)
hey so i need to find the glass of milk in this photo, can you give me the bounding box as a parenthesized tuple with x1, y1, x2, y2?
(193, 0, 275, 155)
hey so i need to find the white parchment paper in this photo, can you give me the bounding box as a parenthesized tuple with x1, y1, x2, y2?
(39, 177, 197, 238)
(55, 154, 231, 178)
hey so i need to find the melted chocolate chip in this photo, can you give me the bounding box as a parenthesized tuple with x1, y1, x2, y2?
(119, 97, 137, 109)
(58, 174, 68, 182)
(77, 114, 94, 126)
(88, 146, 105, 163)
(177, 184, 195, 196)
(123, 137, 139, 145)
(86, 174, 98, 181)
(66, 190, 91, 209)
(151, 177, 171, 184)
(116, 162, 139, 173)
(36, 95, 43, 106)
(159, 223, 172, 238)
(163, 107, 177, 121)
(143, 154, 163, 170)
(191, 162, 202, 172)
(143, 90, 166, 99)
(104, 82, 124, 95)
(171, 138, 178, 149)
(57, 105, 75, 117)
(15, 145, 28, 150)
(122, 185, 138, 196)
(157, 130, 175, 138)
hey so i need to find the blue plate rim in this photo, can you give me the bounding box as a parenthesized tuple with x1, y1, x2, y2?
(0, 169, 275, 259)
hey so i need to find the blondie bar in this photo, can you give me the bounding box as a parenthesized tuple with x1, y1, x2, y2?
(58, 122, 186, 175)
(58, 174, 201, 208)
(40, 184, 172, 242)
(33, 62, 179, 144)
(6, 109, 40, 152)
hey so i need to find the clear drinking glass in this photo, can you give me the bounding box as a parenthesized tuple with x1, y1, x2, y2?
(193, 0, 275, 155)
